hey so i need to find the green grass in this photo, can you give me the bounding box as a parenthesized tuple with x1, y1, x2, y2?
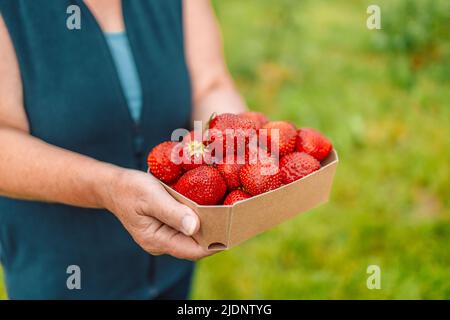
(0, 268, 5, 300)
(191, 0, 450, 299)
(1, 0, 449, 299)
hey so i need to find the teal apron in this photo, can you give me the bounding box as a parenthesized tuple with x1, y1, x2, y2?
(0, 0, 193, 299)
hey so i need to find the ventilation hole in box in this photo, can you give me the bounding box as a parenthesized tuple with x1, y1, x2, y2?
(208, 242, 227, 251)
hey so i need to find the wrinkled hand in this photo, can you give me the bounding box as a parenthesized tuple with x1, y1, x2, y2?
(103, 169, 213, 261)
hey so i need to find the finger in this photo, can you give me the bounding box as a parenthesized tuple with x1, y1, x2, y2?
(144, 184, 200, 237)
(146, 223, 216, 261)
(167, 232, 216, 261)
(148, 251, 163, 256)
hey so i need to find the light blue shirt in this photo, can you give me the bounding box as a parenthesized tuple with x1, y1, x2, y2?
(105, 32, 143, 123)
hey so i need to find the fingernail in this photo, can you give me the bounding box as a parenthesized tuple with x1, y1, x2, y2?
(182, 215, 197, 236)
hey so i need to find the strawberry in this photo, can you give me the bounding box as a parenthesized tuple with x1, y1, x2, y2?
(148, 141, 183, 184)
(259, 121, 297, 157)
(181, 130, 212, 171)
(296, 128, 332, 161)
(280, 152, 321, 184)
(174, 166, 227, 205)
(239, 158, 283, 196)
(239, 111, 269, 130)
(243, 145, 271, 165)
(209, 113, 256, 132)
(216, 156, 244, 190)
(223, 190, 252, 205)
(208, 113, 257, 159)
(182, 130, 207, 145)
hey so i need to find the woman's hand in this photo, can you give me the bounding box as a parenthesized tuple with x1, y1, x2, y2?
(103, 168, 213, 261)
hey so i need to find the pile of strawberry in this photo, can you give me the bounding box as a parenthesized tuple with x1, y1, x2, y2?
(147, 112, 333, 206)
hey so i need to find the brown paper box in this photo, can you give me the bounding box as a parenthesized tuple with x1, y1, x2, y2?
(156, 149, 338, 250)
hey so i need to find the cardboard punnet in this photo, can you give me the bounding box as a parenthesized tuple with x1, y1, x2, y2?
(154, 149, 338, 250)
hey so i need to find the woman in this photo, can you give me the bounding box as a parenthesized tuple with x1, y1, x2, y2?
(0, 0, 246, 299)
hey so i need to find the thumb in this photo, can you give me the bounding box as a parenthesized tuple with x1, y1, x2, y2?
(147, 187, 200, 236)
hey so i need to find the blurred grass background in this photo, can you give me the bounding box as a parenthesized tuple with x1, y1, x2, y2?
(0, 0, 449, 299)
(190, 0, 450, 299)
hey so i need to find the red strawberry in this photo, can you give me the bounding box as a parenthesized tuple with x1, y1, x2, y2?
(208, 113, 257, 159)
(280, 152, 321, 184)
(181, 130, 212, 171)
(148, 141, 183, 184)
(174, 166, 227, 205)
(259, 121, 297, 157)
(239, 158, 283, 196)
(244, 145, 271, 165)
(223, 190, 252, 205)
(296, 128, 332, 161)
(209, 113, 256, 132)
(239, 112, 269, 130)
(216, 156, 244, 190)
(182, 130, 207, 145)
